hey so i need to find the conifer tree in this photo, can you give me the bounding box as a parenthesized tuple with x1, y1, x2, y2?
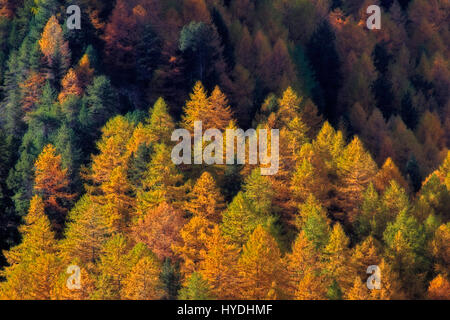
(172, 216, 216, 275)
(427, 274, 450, 300)
(369, 259, 404, 300)
(59, 195, 110, 272)
(198, 226, 240, 299)
(182, 81, 209, 131)
(237, 225, 286, 300)
(34, 144, 75, 232)
(132, 202, 184, 261)
(323, 223, 352, 293)
(99, 166, 135, 233)
(430, 223, 450, 275)
(87, 116, 134, 187)
(374, 157, 409, 193)
(75, 53, 94, 90)
(186, 172, 225, 223)
(122, 256, 164, 300)
(297, 195, 330, 250)
(295, 272, 328, 300)
(336, 137, 378, 223)
(285, 231, 322, 298)
(178, 272, 215, 300)
(94, 236, 152, 300)
(51, 264, 96, 300)
(350, 236, 381, 280)
(0, 196, 60, 299)
(146, 97, 175, 144)
(39, 15, 71, 84)
(58, 68, 83, 103)
(137, 143, 186, 212)
(221, 192, 267, 247)
(346, 277, 371, 300)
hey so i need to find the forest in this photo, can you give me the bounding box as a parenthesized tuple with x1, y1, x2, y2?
(0, 0, 449, 300)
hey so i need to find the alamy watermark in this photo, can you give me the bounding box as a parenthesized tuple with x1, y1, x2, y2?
(171, 121, 279, 176)
(366, 265, 381, 290)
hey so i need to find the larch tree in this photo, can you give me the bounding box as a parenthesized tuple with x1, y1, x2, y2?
(59, 195, 109, 273)
(99, 166, 135, 233)
(146, 97, 176, 144)
(285, 231, 323, 299)
(182, 82, 209, 132)
(323, 223, 352, 293)
(221, 192, 266, 247)
(182, 82, 233, 131)
(346, 277, 371, 300)
(39, 15, 71, 84)
(335, 137, 378, 223)
(206, 86, 233, 131)
(185, 171, 225, 223)
(137, 143, 186, 212)
(427, 274, 450, 300)
(94, 236, 151, 300)
(51, 265, 96, 300)
(369, 259, 404, 300)
(295, 272, 328, 300)
(296, 195, 331, 251)
(58, 68, 83, 103)
(34, 144, 75, 233)
(374, 157, 409, 193)
(87, 116, 134, 187)
(0, 196, 60, 300)
(237, 225, 286, 300)
(172, 215, 216, 276)
(122, 256, 164, 300)
(198, 226, 240, 300)
(178, 272, 215, 300)
(350, 236, 381, 280)
(430, 223, 450, 275)
(75, 53, 95, 90)
(132, 202, 185, 261)
(19, 71, 46, 117)
(291, 145, 329, 208)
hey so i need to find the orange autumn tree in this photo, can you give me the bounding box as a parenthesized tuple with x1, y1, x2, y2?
(198, 226, 240, 299)
(427, 274, 450, 300)
(374, 157, 409, 193)
(185, 172, 225, 223)
(58, 68, 83, 103)
(237, 225, 286, 300)
(75, 53, 95, 89)
(39, 15, 71, 80)
(34, 144, 75, 232)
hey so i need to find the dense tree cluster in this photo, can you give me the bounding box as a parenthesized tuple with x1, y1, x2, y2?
(0, 0, 448, 300)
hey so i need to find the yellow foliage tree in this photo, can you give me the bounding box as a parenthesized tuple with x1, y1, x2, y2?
(237, 225, 286, 300)
(122, 256, 164, 300)
(185, 172, 225, 223)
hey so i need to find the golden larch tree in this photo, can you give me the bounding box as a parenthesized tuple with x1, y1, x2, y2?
(185, 172, 225, 223)
(0, 196, 60, 300)
(34, 144, 75, 232)
(198, 226, 240, 299)
(122, 256, 164, 300)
